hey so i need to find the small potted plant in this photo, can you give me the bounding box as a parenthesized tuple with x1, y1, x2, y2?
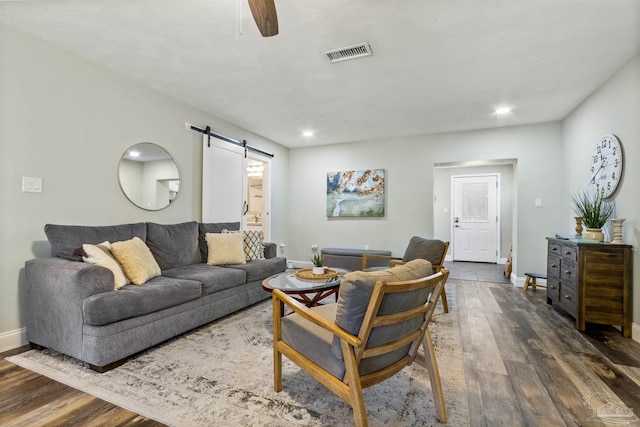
(310, 253, 325, 275)
(571, 189, 615, 242)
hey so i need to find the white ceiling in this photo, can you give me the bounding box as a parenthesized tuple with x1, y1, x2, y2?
(1, 0, 639, 148)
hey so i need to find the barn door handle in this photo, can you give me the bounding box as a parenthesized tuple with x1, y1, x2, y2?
(242, 201, 248, 215)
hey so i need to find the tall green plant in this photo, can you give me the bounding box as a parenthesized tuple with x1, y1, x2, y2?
(310, 253, 324, 267)
(571, 190, 614, 229)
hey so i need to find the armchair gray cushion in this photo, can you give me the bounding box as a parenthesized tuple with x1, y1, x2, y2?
(45, 223, 147, 261)
(146, 221, 201, 270)
(331, 259, 433, 359)
(402, 236, 447, 265)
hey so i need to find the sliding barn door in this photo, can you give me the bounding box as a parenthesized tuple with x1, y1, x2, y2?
(202, 135, 246, 223)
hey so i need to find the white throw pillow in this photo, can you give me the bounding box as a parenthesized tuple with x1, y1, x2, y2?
(110, 237, 161, 285)
(206, 232, 246, 265)
(82, 241, 130, 290)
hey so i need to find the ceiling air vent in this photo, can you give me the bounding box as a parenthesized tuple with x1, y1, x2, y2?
(323, 42, 373, 63)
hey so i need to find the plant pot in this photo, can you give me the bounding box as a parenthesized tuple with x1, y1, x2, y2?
(583, 228, 604, 242)
(312, 266, 325, 275)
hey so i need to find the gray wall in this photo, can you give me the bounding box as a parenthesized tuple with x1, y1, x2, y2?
(288, 122, 563, 279)
(433, 163, 515, 260)
(0, 24, 289, 350)
(561, 54, 639, 328)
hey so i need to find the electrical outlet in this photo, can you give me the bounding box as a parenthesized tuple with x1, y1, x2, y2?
(311, 244, 318, 251)
(364, 245, 370, 250)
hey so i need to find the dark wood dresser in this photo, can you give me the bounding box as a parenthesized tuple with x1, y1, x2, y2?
(546, 237, 632, 337)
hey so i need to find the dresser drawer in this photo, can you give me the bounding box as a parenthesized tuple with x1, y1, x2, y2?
(558, 283, 578, 318)
(548, 242, 562, 257)
(546, 277, 560, 303)
(561, 245, 577, 262)
(560, 260, 577, 286)
(547, 255, 560, 278)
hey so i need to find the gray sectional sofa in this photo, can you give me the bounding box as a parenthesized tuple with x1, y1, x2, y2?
(25, 221, 286, 372)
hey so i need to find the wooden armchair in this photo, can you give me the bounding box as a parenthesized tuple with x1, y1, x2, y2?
(362, 237, 450, 312)
(272, 259, 449, 426)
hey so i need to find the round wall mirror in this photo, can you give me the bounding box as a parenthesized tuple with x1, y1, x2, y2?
(118, 143, 180, 211)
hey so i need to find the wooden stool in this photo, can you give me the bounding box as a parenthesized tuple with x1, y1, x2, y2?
(524, 273, 547, 292)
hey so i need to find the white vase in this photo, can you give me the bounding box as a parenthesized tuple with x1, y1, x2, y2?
(312, 266, 325, 275)
(611, 218, 625, 244)
(583, 228, 604, 242)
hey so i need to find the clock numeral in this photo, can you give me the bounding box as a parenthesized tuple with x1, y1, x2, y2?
(615, 159, 619, 167)
(607, 182, 611, 191)
(592, 155, 599, 163)
(596, 146, 602, 154)
(613, 147, 617, 155)
(612, 172, 616, 180)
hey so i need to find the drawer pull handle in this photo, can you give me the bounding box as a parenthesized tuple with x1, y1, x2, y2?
(564, 251, 572, 255)
(549, 285, 556, 289)
(564, 294, 571, 300)
(551, 264, 557, 268)
(564, 271, 571, 275)
(552, 247, 558, 251)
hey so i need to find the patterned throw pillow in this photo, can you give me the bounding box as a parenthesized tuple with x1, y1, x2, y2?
(222, 229, 265, 261)
(82, 241, 130, 290)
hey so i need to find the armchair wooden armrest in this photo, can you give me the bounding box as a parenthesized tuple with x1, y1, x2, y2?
(272, 289, 361, 348)
(361, 254, 402, 270)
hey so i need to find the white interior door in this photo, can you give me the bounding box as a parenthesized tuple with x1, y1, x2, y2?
(202, 136, 246, 223)
(452, 174, 499, 262)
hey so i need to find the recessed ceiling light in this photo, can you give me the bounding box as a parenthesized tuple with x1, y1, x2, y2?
(495, 107, 512, 115)
(129, 150, 140, 157)
(302, 130, 314, 137)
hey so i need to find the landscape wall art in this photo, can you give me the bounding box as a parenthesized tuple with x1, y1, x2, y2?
(326, 169, 385, 217)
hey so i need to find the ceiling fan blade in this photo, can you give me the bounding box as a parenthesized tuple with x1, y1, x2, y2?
(247, 0, 279, 37)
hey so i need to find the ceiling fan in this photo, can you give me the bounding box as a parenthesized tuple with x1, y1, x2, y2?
(247, 0, 279, 37)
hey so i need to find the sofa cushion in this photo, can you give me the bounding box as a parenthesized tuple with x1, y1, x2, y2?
(198, 222, 241, 261)
(82, 276, 202, 326)
(161, 263, 247, 296)
(111, 237, 162, 285)
(81, 241, 130, 290)
(220, 257, 287, 283)
(146, 221, 201, 270)
(331, 259, 433, 359)
(45, 223, 147, 261)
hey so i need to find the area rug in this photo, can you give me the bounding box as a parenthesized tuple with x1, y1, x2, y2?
(8, 285, 468, 426)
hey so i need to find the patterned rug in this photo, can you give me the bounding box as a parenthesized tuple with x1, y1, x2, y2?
(8, 285, 468, 426)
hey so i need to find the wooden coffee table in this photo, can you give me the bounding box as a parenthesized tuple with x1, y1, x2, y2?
(262, 268, 349, 307)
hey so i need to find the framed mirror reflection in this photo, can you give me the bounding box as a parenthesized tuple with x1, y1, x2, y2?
(118, 142, 180, 210)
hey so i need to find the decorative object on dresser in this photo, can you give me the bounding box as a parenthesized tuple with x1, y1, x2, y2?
(546, 237, 631, 337)
(574, 217, 583, 236)
(610, 218, 625, 244)
(570, 190, 614, 242)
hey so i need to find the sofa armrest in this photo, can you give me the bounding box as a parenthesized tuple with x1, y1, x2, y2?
(25, 257, 114, 359)
(263, 242, 277, 259)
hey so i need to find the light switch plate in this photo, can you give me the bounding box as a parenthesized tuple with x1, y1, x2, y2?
(535, 198, 542, 207)
(22, 176, 43, 193)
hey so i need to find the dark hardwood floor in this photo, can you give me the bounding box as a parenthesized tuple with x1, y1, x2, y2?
(0, 347, 163, 426)
(2, 275, 640, 426)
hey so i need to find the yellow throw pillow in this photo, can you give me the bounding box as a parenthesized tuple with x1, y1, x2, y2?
(82, 241, 130, 290)
(111, 237, 161, 285)
(206, 232, 246, 265)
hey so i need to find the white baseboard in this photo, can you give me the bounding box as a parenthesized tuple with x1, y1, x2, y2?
(0, 327, 27, 353)
(632, 323, 640, 343)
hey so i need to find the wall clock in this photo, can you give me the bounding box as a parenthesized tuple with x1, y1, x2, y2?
(589, 134, 623, 198)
